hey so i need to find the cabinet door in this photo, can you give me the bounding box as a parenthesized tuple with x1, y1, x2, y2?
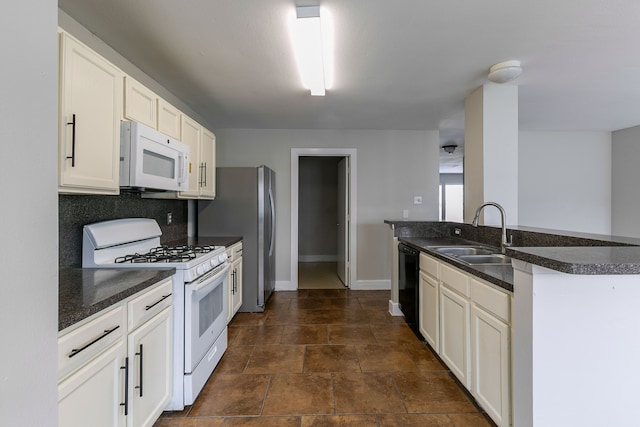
(471, 304, 510, 427)
(232, 257, 243, 316)
(419, 271, 439, 351)
(439, 285, 470, 388)
(127, 307, 173, 427)
(58, 341, 127, 427)
(59, 32, 122, 195)
(200, 128, 216, 199)
(157, 98, 181, 140)
(178, 115, 201, 198)
(124, 76, 157, 128)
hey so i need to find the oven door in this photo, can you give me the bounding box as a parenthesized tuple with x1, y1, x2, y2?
(184, 263, 229, 373)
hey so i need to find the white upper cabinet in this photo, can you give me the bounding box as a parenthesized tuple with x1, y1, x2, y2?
(124, 77, 182, 141)
(59, 32, 122, 195)
(199, 128, 216, 199)
(178, 115, 202, 198)
(124, 76, 157, 129)
(59, 28, 215, 198)
(157, 98, 181, 140)
(178, 116, 216, 199)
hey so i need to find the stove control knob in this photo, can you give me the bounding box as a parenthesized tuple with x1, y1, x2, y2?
(210, 259, 217, 268)
(219, 253, 228, 263)
(196, 265, 204, 276)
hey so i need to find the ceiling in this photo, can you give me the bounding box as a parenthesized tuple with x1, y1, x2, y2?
(59, 0, 640, 173)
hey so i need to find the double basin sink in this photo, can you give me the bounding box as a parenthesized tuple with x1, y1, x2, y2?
(431, 245, 512, 266)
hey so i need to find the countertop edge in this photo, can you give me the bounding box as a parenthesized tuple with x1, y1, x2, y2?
(59, 267, 176, 332)
(506, 247, 640, 275)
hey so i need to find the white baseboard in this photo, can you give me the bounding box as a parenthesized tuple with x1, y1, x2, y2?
(275, 280, 296, 291)
(298, 255, 339, 262)
(389, 300, 403, 316)
(350, 280, 391, 290)
(274, 279, 390, 292)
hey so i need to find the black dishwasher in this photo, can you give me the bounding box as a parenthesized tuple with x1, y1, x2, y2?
(398, 243, 421, 339)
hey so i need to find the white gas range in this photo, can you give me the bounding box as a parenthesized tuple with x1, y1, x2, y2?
(82, 218, 229, 410)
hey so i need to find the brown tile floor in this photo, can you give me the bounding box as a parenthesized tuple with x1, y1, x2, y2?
(154, 289, 495, 427)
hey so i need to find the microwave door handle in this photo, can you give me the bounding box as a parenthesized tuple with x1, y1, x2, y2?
(179, 153, 189, 185)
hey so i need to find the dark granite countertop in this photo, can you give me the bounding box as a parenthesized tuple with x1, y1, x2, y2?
(390, 220, 640, 282)
(166, 236, 242, 248)
(399, 237, 514, 292)
(506, 246, 640, 275)
(59, 267, 175, 331)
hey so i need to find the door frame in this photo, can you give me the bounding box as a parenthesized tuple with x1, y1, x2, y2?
(290, 148, 357, 289)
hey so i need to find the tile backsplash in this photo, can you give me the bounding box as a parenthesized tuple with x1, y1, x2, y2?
(59, 192, 188, 267)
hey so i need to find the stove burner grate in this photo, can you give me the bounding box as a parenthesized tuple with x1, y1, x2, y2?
(114, 244, 218, 264)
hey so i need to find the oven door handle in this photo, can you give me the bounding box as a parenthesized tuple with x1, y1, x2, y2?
(192, 263, 230, 292)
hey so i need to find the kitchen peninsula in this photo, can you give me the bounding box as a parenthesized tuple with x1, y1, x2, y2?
(387, 220, 640, 427)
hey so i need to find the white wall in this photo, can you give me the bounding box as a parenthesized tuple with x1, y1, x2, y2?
(0, 1, 58, 426)
(216, 129, 440, 284)
(612, 125, 640, 238)
(518, 131, 611, 234)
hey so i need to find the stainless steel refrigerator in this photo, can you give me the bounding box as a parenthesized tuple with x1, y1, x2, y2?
(197, 166, 275, 312)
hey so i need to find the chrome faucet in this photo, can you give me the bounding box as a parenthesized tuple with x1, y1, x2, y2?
(472, 202, 512, 254)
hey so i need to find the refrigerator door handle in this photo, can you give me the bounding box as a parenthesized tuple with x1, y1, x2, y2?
(268, 186, 275, 257)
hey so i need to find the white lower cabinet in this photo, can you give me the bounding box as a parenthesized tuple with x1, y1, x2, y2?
(58, 279, 173, 427)
(419, 271, 439, 351)
(417, 252, 512, 427)
(58, 340, 127, 427)
(127, 306, 172, 427)
(226, 242, 243, 323)
(471, 303, 510, 427)
(470, 277, 511, 427)
(439, 284, 470, 388)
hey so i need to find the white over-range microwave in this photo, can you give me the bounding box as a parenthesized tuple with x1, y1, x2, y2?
(120, 120, 190, 192)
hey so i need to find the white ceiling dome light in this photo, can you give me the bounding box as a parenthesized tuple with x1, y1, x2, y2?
(488, 60, 522, 84)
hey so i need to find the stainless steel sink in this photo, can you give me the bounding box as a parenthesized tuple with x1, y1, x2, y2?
(456, 254, 512, 265)
(433, 246, 498, 256)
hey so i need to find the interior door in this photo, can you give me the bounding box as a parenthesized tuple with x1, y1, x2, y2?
(337, 157, 349, 286)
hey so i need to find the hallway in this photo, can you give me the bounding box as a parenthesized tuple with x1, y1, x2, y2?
(154, 289, 493, 426)
(298, 262, 345, 289)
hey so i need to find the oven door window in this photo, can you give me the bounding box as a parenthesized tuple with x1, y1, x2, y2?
(198, 283, 223, 337)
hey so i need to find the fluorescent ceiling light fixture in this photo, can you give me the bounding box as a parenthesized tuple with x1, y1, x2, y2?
(289, 6, 334, 96)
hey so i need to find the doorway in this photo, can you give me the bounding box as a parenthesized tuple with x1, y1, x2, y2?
(290, 148, 357, 290)
(297, 156, 344, 289)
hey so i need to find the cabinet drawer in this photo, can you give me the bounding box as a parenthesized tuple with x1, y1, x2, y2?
(420, 253, 439, 279)
(226, 242, 243, 262)
(233, 243, 243, 259)
(440, 263, 469, 297)
(128, 279, 173, 332)
(470, 278, 511, 323)
(58, 305, 125, 380)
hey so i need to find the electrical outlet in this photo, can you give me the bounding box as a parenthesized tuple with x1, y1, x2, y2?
(167, 212, 172, 225)
(413, 196, 422, 205)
